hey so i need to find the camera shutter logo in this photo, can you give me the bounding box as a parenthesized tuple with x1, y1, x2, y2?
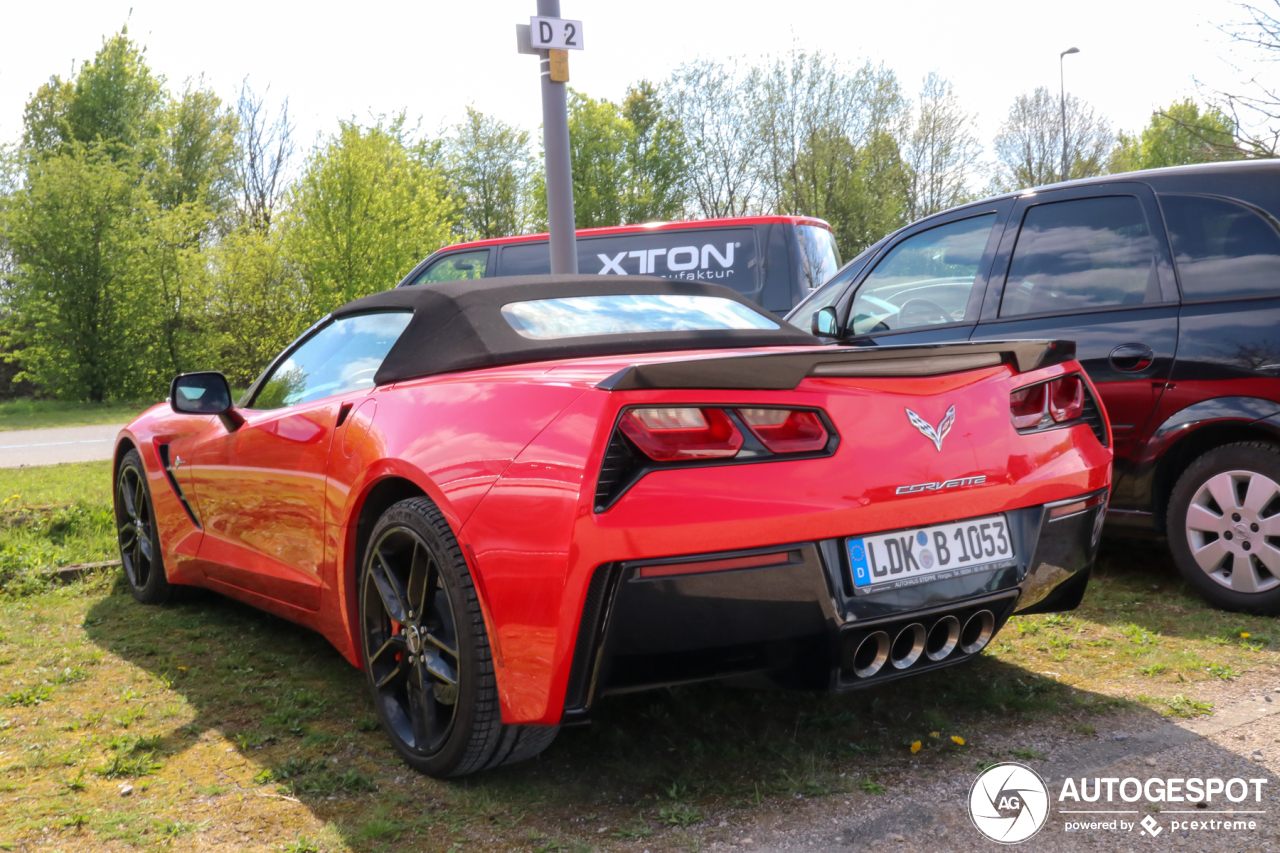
(968, 762, 1050, 844)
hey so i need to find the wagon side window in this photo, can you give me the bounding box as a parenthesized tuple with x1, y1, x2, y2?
(847, 214, 996, 335)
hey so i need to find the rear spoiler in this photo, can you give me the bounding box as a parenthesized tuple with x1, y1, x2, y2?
(597, 340, 1076, 392)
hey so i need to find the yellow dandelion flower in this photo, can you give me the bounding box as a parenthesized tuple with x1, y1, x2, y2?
(929, 731, 940, 738)
(951, 735, 966, 746)
(910, 741, 921, 754)
(1242, 632, 1251, 638)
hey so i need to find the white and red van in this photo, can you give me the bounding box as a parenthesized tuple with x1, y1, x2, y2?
(395, 216, 840, 314)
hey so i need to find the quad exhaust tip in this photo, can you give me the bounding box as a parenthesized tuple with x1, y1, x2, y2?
(852, 630, 891, 678)
(926, 615, 961, 661)
(890, 623, 926, 670)
(848, 608, 1000, 679)
(960, 610, 995, 655)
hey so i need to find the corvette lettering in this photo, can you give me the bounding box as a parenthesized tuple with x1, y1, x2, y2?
(896, 475, 987, 495)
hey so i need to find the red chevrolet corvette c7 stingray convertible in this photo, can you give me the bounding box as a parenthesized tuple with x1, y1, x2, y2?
(113, 275, 1112, 777)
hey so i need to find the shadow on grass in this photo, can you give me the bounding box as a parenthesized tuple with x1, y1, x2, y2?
(73, 579, 1189, 849)
(1078, 536, 1280, 645)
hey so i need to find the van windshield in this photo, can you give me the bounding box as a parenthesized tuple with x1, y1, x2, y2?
(796, 225, 841, 290)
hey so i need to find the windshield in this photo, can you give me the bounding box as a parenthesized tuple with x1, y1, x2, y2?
(501, 294, 779, 340)
(796, 225, 842, 290)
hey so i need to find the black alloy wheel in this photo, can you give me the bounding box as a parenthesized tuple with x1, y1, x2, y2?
(359, 497, 557, 777)
(363, 523, 462, 755)
(115, 449, 174, 604)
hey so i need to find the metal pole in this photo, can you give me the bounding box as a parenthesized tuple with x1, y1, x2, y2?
(1060, 57, 1068, 182)
(538, 0, 578, 274)
(1059, 48, 1078, 183)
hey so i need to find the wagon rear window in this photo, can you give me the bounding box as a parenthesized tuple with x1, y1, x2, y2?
(500, 294, 779, 340)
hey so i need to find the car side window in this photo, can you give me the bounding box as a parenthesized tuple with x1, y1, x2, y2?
(847, 214, 996, 335)
(413, 250, 489, 285)
(1160, 194, 1280, 300)
(1000, 196, 1161, 318)
(250, 312, 413, 410)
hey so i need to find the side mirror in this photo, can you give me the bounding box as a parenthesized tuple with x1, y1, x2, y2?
(812, 306, 841, 337)
(170, 372, 244, 430)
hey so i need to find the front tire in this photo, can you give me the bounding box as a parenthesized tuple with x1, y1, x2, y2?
(114, 449, 174, 604)
(358, 497, 556, 777)
(1168, 442, 1280, 614)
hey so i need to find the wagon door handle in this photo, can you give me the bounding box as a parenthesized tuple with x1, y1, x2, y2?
(1109, 343, 1154, 372)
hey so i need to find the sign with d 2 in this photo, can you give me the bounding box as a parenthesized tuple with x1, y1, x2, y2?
(530, 16, 584, 50)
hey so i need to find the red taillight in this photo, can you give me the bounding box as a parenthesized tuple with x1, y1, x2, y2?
(737, 408, 829, 453)
(620, 407, 744, 461)
(1010, 384, 1048, 429)
(1011, 374, 1087, 429)
(1048, 375, 1084, 422)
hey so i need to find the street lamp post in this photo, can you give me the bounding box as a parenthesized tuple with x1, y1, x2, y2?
(1060, 47, 1079, 182)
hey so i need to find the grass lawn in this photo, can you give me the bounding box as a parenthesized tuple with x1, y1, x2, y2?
(0, 400, 158, 432)
(0, 463, 1277, 850)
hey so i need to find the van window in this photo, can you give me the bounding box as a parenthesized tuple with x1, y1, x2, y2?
(1001, 196, 1160, 317)
(499, 229, 759, 294)
(847, 214, 995, 335)
(1160, 194, 1280, 300)
(413, 250, 489, 284)
(796, 225, 841, 290)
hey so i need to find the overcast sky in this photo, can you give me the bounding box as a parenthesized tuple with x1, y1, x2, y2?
(0, 0, 1264, 159)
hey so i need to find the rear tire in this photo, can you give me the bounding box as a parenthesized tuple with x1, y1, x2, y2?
(1167, 441, 1280, 614)
(358, 497, 556, 777)
(114, 449, 174, 604)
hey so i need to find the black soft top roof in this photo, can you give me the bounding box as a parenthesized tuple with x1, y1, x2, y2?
(333, 275, 818, 385)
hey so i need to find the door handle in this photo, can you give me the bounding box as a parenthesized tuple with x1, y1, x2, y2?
(1109, 343, 1154, 372)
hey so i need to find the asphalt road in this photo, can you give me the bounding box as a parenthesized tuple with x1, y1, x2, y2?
(0, 423, 124, 468)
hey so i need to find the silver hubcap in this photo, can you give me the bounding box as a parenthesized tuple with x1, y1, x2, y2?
(1185, 469, 1280, 594)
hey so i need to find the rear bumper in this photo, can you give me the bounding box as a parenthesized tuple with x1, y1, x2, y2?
(562, 488, 1106, 722)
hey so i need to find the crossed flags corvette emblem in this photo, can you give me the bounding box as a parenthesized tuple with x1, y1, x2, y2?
(905, 405, 956, 452)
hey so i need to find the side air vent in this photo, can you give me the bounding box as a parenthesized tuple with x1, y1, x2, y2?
(156, 444, 200, 528)
(594, 429, 642, 512)
(563, 564, 621, 713)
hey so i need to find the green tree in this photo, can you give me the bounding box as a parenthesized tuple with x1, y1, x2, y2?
(152, 80, 239, 216)
(4, 149, 152, 401)
(1110, 99, 1242, 173)
(446, 107, 538, 238)
(620, 81, 687, 222)
(287, 116, 457, 310)
(750, 52, 912, 256)
(563, 90, 633, 228)
(22, 27, 164, 165)
(204, 225, 311, 387)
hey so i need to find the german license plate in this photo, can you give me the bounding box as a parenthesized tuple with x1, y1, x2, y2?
(847, 514, 1016, 595)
